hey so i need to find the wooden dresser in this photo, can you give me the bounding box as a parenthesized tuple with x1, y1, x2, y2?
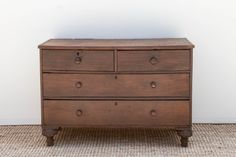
(39, 38, 194, 147)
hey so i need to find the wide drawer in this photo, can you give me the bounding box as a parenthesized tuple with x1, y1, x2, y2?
(118, 50, 190, 71)
(42, 50, 114, 71)
(44, 100, 190, 126)
(43, 74, 189, 97)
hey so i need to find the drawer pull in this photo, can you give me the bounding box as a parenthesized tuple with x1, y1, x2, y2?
(150, 110, 157, 116)
(150, 81, 157, 88)
(76, 110, 83, 117)
(74, 57, 82, 64)
(149, 56, 158, 65)
(75, 82, 82, 88)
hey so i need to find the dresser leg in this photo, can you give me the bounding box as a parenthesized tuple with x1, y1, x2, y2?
(42, 127, 60, 146)
(177, 129, 192, 147)
(46, 136, 54, 146)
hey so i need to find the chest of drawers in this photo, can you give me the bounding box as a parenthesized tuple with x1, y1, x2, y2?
(39, 38, 194, 147)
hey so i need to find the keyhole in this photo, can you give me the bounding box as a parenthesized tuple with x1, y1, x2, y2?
(114, 75, 118, 79)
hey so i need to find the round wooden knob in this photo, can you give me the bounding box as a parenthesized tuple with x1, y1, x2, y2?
(74, 57, 82, 64)
(76, 110, 83, 116)
(150, 110, 157, 116)
(75, 82, 82, 88)
(149, 56, 158, 65)
(150, 81, 157, 88)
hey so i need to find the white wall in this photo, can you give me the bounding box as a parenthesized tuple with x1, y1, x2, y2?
(0, 0, 236, 125)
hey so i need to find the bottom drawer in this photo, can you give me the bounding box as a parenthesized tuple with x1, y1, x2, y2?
(43, 100, 190, 126)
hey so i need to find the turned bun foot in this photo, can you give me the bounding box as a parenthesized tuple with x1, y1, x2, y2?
(177, 129, 192, 147)
(180, 137, 188, 147)
(42, 127, 60, 146)
(46, 136, 54, 146)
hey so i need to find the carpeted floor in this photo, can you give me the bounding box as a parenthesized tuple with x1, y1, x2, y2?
(0, 124, 236, 157)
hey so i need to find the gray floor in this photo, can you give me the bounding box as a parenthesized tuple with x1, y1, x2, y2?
(0, 124, 236, 157)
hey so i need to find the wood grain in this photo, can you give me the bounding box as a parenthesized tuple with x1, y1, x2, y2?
(44, 100, 190, 126)
(43, 50, 114, 71)
(118, 50, 190, 71)
(39, 38, 194, 50)
(43, 74, 190, 97)
(39, 38, 194, 147)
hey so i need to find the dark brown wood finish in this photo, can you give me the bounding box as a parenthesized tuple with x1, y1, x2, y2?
(118, 50, 190, 71)
(39, 38, 194, 50)
(44, 100, 190, 126)
(43, 74, 189, 97)
(43, 50, 114, 71)
(39, 38, 194, 147)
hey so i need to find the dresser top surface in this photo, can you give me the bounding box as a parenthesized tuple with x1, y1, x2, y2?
(39, 38, 194, 50)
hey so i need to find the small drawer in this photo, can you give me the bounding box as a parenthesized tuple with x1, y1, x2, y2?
(118, 50, 190, 71)
(44, 100, 190, 126)
(42, 50, 114, 71)
(43, 74, 189, 97)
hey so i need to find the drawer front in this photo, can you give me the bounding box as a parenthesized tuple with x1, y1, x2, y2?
(43, 74, 189, 97)
(44, 100, 190, 126)
(42, 50, 114, 71)
(118, 50, 190, 71)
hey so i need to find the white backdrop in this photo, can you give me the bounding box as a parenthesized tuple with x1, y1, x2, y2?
(0, 0, 236, 125)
